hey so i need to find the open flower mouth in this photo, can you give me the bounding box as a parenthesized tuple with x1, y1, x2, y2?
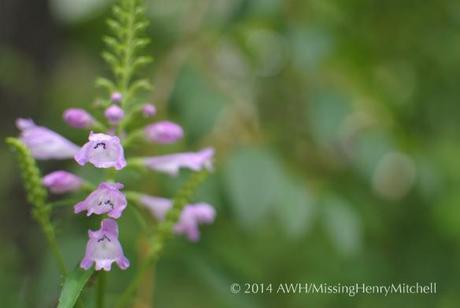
(97, 235, 111, 243)
(94, 142, 107, 150)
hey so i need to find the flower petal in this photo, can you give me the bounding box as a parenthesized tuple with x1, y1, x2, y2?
(16, 118, 80, 160)
(143, 147, 214, 176)
(43, 170, 83, 194)
(139, 195, 215, 242)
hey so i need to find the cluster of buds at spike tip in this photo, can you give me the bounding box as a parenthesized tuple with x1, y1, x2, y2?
(14, 90, 216, 271)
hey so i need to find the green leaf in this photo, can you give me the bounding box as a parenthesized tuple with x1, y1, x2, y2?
(95, 77, 115, 91)
(132, 56, 153, 70)
(128, 78, 151, 96)
(134, 38, 150, 49)
(103, 36, 122, 54)
(224, 147, 285, 229)
(102, 51, 119, 67)
(57, 266, 94, 308)
(322, 197, 362, 256)
(276, 177, 315, 238)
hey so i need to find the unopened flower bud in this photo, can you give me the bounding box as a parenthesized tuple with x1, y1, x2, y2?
(63, 108, 95, 128)
(142, 104, 156, 117)
(104, 105, 124, 125)
(43, 170, 83, 194)
(111, 92, 123, 103)
(144, 121, 183, 144)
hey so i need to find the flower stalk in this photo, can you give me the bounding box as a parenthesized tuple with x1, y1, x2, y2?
(7, 0, 216, 306)
(116, 170, 209, 307)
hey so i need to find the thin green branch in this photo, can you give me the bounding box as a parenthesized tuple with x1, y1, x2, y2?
(116, 170, 209, 308)
(125, 191, 150, 231)
(121, 129, 145, 148)
(6, 138, 67, 276)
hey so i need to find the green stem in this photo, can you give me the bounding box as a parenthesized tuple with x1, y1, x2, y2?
(118, 104, 144, 133)
(48, 198, 85, 208)
(40, 217, 67, 276)
(116, 171, 209, 308)
(106, 168, 118, 182)
(119, 0, 136, 107)
(96, 271, 106, 308)
(92, 120, 108, 132)
(126, 192, 150, 231)
(116, 242, 161, 308)
(122, 129, 145, 148)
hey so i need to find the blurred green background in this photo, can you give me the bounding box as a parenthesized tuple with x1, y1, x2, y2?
(1, 0, 460, 307)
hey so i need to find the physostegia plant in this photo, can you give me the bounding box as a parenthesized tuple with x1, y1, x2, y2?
(6, 0, 215, 307)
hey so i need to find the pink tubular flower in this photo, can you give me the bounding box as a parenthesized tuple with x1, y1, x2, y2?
(74, 182, 127, 219)
(139, 195, 216, 241)
(139, 195, 171, 219)
(43, 171, 83, 194)
(63, 108, 95, 128)
(144, 121, 184, 144)
(80, 218, 129, 271)
(16, 118, 80, 160)
(142, 104, 156, 117)
(175, 204, 216, 241)
(75, 132, 127, 170)
(143, 147, 214, 176)
(104, 105, 124, 125)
